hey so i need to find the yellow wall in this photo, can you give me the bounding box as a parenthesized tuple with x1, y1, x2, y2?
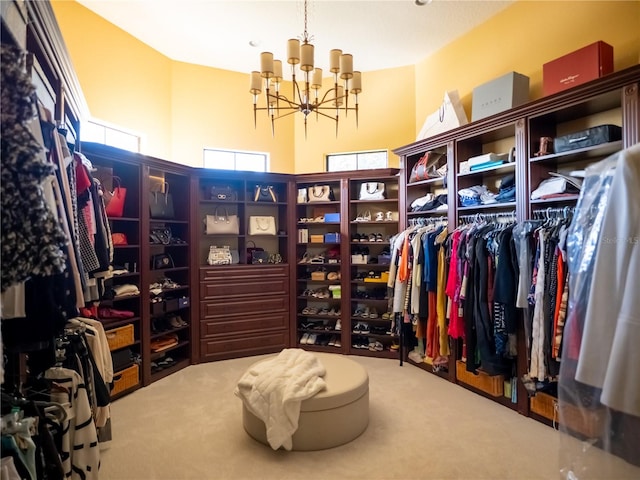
(51, 1, 172, 160)
(169, 62, 294, 170)
(415, 0, 640, 131)
(52, 1, 639, 173)
(294, 66, 416, 173)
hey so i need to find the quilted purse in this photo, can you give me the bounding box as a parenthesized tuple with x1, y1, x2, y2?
(251, 250, 270, 264)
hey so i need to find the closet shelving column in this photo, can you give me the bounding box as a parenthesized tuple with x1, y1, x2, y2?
(348, 171, 401, 358)
(293, 176, 345, 352)
(400, 141, 456, 379)
(452, 120, 528, 413)
(525, 82, 629, 432)
(80, 143, 143, 399)
(143, 162, 193, 385)
(195, 172, 290, 362)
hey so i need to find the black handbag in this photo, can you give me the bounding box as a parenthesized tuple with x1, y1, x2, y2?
(210, 185, 238, 202)
(254, 185, 277, 203)
(149, 182, 175, 219)
(246, 240, 264, 264)
(251, 250, 270, 264)
(152, 253, 174, 270)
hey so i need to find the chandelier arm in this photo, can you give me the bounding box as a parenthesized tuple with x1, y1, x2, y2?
(312, 109, 339, 122)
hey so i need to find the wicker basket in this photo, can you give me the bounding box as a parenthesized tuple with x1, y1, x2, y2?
(456, 360, 504, 397)
(530, 392, 605, 438)
(111, 364, 139, 396)
(105, 324, 135, 351)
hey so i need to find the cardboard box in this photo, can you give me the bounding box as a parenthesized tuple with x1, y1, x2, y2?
(310, 234, 324, 243)
(472, 72, 530, 121)
(324, 232, 340, 243)
(543, 41, 614, 96)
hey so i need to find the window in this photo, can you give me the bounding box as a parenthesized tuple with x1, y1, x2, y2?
(203, 148, 269, 172)
(326, 150, 388, 172)
(82, 120, 140, 152)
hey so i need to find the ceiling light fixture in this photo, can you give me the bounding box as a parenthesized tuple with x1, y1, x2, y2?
(249, 0, 361, 138)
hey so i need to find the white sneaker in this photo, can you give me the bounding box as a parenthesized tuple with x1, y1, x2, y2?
(300, 333, 309, 344)
(335, 319, 342, 331)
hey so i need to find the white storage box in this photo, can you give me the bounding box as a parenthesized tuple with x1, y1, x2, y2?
(472, 72, 529, 121)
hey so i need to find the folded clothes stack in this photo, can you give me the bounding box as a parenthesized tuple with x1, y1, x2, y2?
(410, 193, 448, 212)
(531, 171, 584, 200)
(495, 173, 516, 203)
(458, 185, 496, 206)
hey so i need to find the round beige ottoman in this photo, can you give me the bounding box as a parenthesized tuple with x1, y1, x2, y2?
(242, 353, 369, 451)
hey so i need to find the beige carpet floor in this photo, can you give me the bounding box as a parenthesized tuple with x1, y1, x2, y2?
(100, 353, 639, 480)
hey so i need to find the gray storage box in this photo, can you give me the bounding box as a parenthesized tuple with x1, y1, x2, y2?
(472, 72, 530, 121)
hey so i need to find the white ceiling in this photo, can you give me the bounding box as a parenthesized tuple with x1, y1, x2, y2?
(76, 0, 513, 75)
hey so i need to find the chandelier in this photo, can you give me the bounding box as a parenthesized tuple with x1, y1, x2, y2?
(249, 0, 362, 137)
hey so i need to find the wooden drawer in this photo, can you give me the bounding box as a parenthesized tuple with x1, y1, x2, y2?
(201, 312, 288, 337)
(200, 296, 288, 319)
(200, 276, 288, 299)
(200, 331, 288, 362)
(200, 265, 288, 282)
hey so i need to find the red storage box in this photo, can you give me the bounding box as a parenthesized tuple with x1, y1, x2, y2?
(543, 41, 613, 96)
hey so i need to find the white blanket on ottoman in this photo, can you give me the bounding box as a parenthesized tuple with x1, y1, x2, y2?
(235, 348, 326, 450)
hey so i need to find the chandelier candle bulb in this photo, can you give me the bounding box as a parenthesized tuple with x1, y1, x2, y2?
(250, 71, 262, 94)
(312, 68, 323, 89)
(301, 43, 314, 72)
(351, 71, 362, 94)
(340, 54, 353, 79)
(272, 60, 283, 82)
(287, 39, 301, 64)
(329, 49, 342, 73)
(260, 52, 274, 77)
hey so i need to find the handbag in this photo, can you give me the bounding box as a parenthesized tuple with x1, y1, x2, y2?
(254, 185, 277, 203)
(246, 240, 264, 264)
(297, 188, 308, 204)
(152, 253, 174, 270)
(251, 250, 270, 264)
(268, 253, 283, 264)
(149, 182, 175, 219)
(210, 185, 238, 202)
(111, 233, 128, 245)
(359, 182, 386, 200)
(149, 228, 172, 245)
(105, 177, 127, 218)
(307, 185, 335, 202)
(207, 245, 232, 266)
(248, 216, 276, 235)
(205, 207, 240, 235)
(409, 151, 445, 183)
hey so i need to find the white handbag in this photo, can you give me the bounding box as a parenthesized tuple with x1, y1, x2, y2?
(359, 182, 386, 200)
(248, 216, 276, 235)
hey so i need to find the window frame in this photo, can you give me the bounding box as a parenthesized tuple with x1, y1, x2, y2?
(325, 149, 389, 172)
(203, 148, 270, 172)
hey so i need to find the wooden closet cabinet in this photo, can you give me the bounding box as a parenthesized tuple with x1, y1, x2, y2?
(394, 65, 640, 424)
(192, 170, 293, 362)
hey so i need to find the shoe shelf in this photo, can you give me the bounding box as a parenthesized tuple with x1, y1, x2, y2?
(150, 357, 190, 382)
(457, 202, 517, 211)
(150, 325, 189, 341)
(100, 316, 142, 330)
